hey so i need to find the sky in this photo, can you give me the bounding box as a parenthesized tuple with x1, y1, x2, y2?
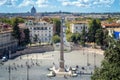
(0, 0, 120, 13)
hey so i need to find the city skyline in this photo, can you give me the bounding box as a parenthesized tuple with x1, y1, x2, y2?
(0, 0, 120, 13)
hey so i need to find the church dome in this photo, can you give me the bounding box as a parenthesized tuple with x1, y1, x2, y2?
(31, 6, 36, 15)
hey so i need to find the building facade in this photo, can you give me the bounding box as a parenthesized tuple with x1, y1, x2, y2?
(102, 23, 120, 38)
(0, 31, 18, 58)
(70, 22, 88, 33)
(25, 20, 53, 43)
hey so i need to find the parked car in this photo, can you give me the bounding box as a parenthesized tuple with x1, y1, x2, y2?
(2, 57, 8, 62)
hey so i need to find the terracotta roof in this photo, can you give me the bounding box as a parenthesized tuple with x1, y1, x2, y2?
(0, 29, 12, 34)
(0, 23, 12, 32)
(72, 21, 88, 24)
(102, 23, 120, 27)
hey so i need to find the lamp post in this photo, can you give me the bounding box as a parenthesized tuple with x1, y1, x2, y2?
(87, 52, 89, 66)
(26, 62, 29, 80)
(86, 37, 90, 66)
(8, 64, 11, 80)
(83, 47, 84, 55)
(94, 52, 96, 68)
(36, 53, 37, 64)
(26, 45, 30, 80)
(93, 42, 96, 68)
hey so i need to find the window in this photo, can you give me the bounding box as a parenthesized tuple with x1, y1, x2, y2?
(45, 38, 47, 41)
(37, 27, 41, 30)
(34, 27, 37, 30)
(44, 23, 47, 25)
(41, 27, 43, 30)
(81, 27, 82, 29)
(76, 27, 78, 29)
(45, 27, 47, 30)
(39, 27, 41, 30)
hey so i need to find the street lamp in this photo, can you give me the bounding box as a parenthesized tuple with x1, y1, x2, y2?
(87, 53, 89, 66)
(26, 62, 29, 80)
(26, 45, 30, 80)
(94, 52, 96, 68)
(36, 53, 38, 64)
(83, 47, 84, 55)
(8, 64, 11, 80)
(93, 42, 96, 68)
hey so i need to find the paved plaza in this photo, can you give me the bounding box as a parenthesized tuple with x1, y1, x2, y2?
(0, 48, 104, 80)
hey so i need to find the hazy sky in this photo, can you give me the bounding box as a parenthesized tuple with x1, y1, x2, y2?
(0, 0, 120, 13)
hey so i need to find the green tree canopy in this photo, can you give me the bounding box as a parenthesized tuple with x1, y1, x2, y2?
(88, 19, 102, 42)
(65, 21, 71, 34)
(23, 29, 30, 45)
(80, 26, 86, 46)
(33, 34, 38, 42)
(52, 35, 60, 43)
(52, 18, 61, 36)
(95, 29, 104, 46)
(102, 30, 109, 47)
(0, 17, 25, 25)
(0, 18, 12, 25)
(12, 18, 21, 45)
(67, 33, 81, 44)
(91, 38, 120, 80)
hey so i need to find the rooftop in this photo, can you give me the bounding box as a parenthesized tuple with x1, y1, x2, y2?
(72, 21, 89, 24)
(0, 29, 12, 34)
(0, 23, 12, 34)
(102, 23, 120, 28)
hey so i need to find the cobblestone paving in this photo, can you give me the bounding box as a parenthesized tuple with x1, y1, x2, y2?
(0, 50, 104, 80)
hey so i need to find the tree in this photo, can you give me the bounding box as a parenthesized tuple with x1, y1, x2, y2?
(91, 38, 120, 80)
(0, 17, 25, 25)
(18, 18, 25, 23)
(70, 33, 77, 43)
(0, 18, 12, 25)
(33, 34, 38, 42)
(12, 18, 21, 46)
(107, 18, 114, 23)
(52, 35, 60, 43)
(66, 33, 72, 42)
(23, 29, 30, 45)
(102, 30, 109, 48)
(65, 21, 71, 34)
(38, 39, 41, 46)
(53, 18, 61, 36)
(80, 26, 86, 46)
(75, 33, 81, 44)
(88, 19, 101, 42)
(67, 33, 81, 44)
(95, 29, 104, 46)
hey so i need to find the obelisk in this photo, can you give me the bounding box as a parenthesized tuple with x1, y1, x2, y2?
(59, 16, 65, 72)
